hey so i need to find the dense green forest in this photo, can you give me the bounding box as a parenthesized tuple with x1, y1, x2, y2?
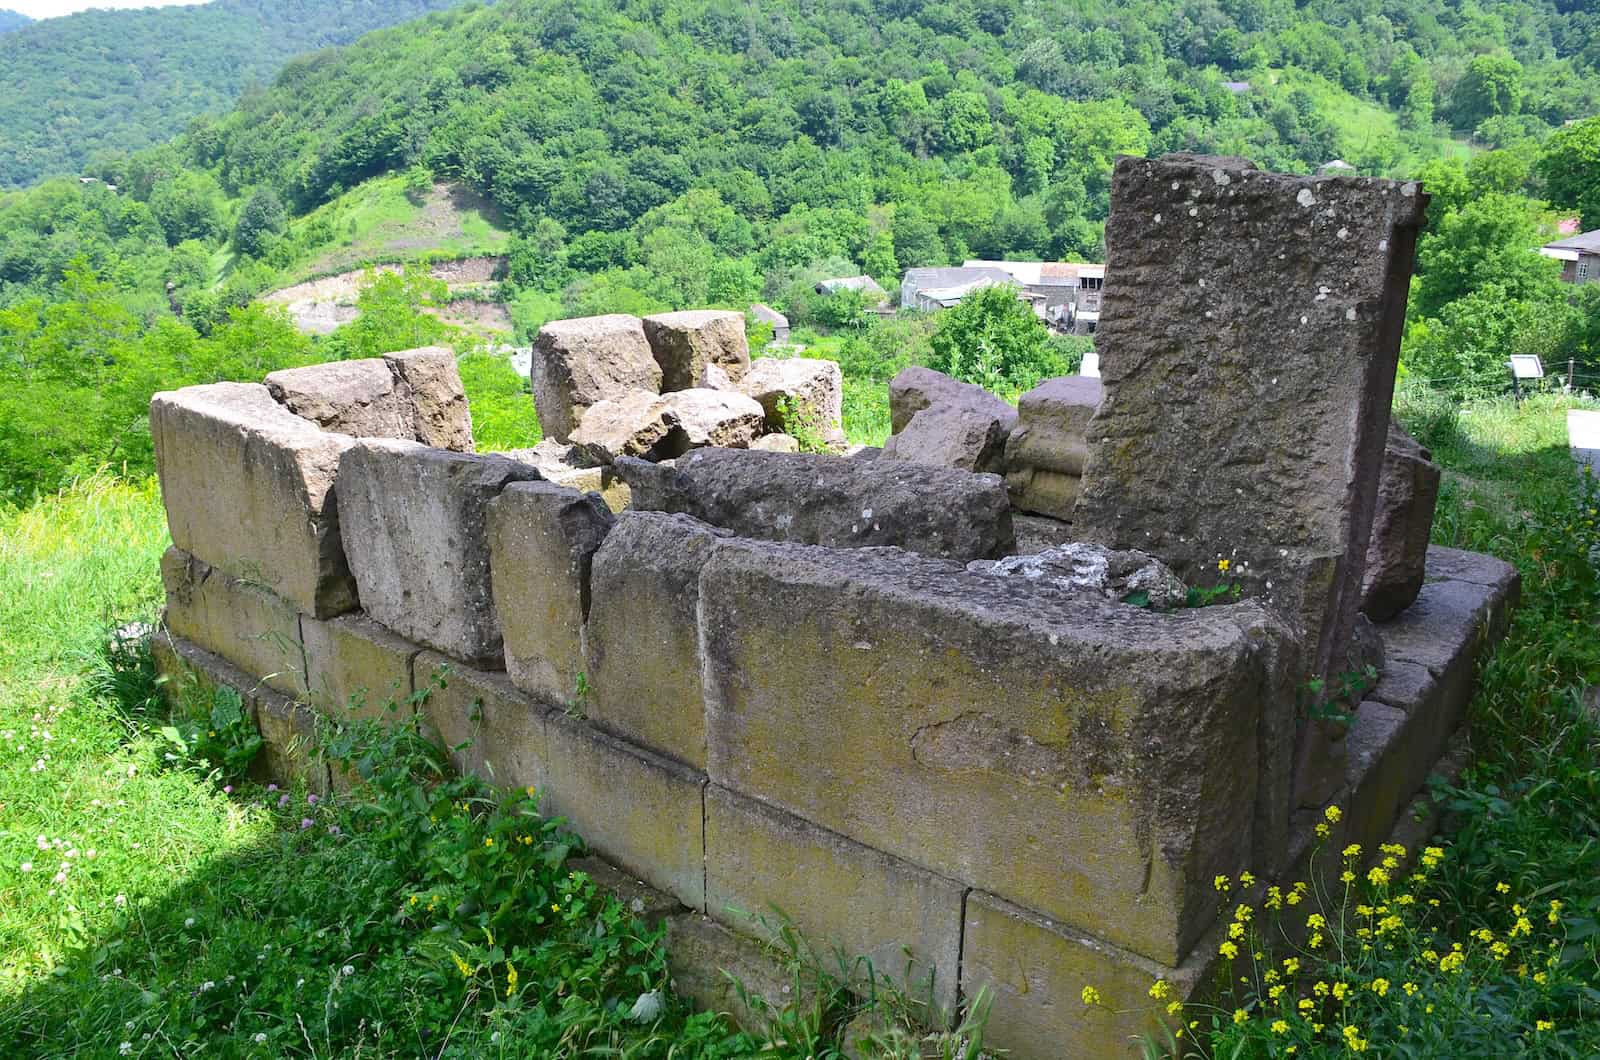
(0, 9, 30, 35)
(0, 0, 469, 188)
(2, 0, 1599, 498)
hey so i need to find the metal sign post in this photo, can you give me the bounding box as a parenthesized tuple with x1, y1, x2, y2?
(1509, 355, 1544, 403)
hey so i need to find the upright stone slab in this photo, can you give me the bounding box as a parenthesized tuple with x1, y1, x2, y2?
(643, 310, 751, 391)
(336, 440, 541, 667)
(584, 512, 729, 769)
(151, 382, 357, 618)
(1362, 423, 1441, 621)
(616, 449, 1014, 562)
(699, 536, 1299, 964)
(488, 481, 615, 705)
(1072, 154, 1427, 685)
(264, 348, 473, 452)
(531, 315, 662, 442)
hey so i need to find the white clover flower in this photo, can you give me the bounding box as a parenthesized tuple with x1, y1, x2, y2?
(341, 964, 354, 977)
(114, 894, 127, 908)
(119, 1044, 132, 1056)
(184, 918, 195, 928)
(253, 1033, 267, 1044)
(19, 862, 31, 873)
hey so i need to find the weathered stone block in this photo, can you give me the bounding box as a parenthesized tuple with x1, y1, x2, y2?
(657, 389, 766, 450)
(1011, 513, 1074, 555)
(161, 547, 306, 697)
(1362, 424, 1441, 620)
(263, 347, 473, 452)
(617, 449, 1014, 562)
(531, 315, 661, 442)
(301, 613, 420, 721)
(1005, 376, 1101, 476)
(888, 366, 1017, 435)
(570, 390, 682, 465)
(701, 537, 1298, 964)
(1004, 466, 1082, 522)
(643, 310, 751, 391)
(750, 433, 799, 453)
(585, 512, 728, 768)
(1071, 154, 1428, 686)
(665, 913, 818, 1032)
(545, 712, 707, 910)
(415, 651, 551, 792)
(253, 685, 331, 795)
(385, 347, 475, 452)
(704, 785, 965, 1012)
(337, 441, 541, 667)
(265, 359, 413, 440)
(961, 891, 1206, 1060)
(881, 404, 1009, 475)
(151, 382, 357, 617)
(152, 630, 259, 717)
(489, 481, 615, 705)
(1344, 700, 1431, 857)
(736, 358, 843, 434)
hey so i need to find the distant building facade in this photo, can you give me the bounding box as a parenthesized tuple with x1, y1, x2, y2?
(815, 275, 891, 306)
(961, 260, 1106, 333)
(749, 303, 790, 343)
(1540, 230, 1600, 285)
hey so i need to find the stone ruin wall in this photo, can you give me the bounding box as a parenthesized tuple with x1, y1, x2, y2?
(150, 156, 1522, 1058)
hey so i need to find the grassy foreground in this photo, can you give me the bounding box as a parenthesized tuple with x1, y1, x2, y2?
(1, 393, 1597, 1058)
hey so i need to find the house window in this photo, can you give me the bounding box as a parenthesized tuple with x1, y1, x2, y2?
(1081, 276, 1104, 291)
(1579, 259, 1592, 282)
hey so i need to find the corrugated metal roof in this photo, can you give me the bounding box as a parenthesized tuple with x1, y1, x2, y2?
(1545, 229, 1600, 253)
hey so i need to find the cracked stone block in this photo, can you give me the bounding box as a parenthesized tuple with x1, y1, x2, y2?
(545, 711, 707, 910)
(300, 613, 421, 721)
(151, 382, 358, 617)
(264, 347, 473, 452)
(415, 652, 551, 792)
(616, 448, 1014, 562)
(961, 890, 1208, 1060)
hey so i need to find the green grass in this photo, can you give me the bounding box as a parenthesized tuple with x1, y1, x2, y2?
(0, 474, 984, 1058)
(1171, 389, 1600, 1058)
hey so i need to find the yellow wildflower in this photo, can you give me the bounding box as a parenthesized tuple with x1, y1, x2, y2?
(1218, 558, 1231, 572)
(1342, 843, 1362, 859)
(1080, 985, 1102, 1006)
(1325, 805, 1343, 823)
(1214, 874, 1231, 893)
(1536, 1020, 1555, 1032)
(1220, 941, 1239, 960)
(1496, 881, 1511, 894)
(1370, 978, 1390, 997)
(1271, 1019, 1289, 1034)
(451, 952, 473, 979)
(1233, 1008, 1248, 1025)
(1166, 1000, 1183, 1015)
(506, 962, 518, 998)
(1148, 980, 1171, 1000)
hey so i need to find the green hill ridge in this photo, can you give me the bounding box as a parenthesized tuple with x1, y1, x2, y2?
(0, 0, 469, 189)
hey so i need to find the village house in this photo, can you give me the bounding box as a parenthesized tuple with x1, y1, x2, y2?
(1540, 228, 1600, 285)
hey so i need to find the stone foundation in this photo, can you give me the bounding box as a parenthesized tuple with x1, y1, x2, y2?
(148, 157, 1520, 1056)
